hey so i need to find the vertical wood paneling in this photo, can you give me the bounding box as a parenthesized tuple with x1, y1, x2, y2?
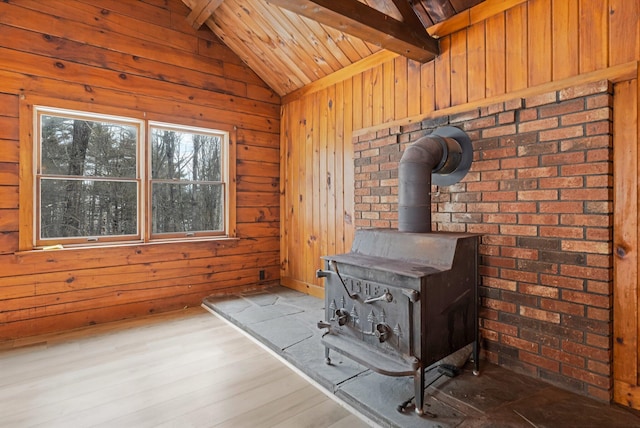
(613, 79, 638, 392)
(318, 89, 329, 282)
(394, 56, 408, 118)
(362, 68, 373, 128)
(579, 0, 609, 73)
(506, 3, 528, 92)
(327, 86, 337, 258)
(303, 95, 315, 282)
(435, 35, 452, 109)
(528, 0, 551, 86)
(450, 30, 468, 106)
(372, 65, 384, 124)
(420, 60, 436, 114)
(383, 59, 395, 123)
(485, 12, 506, 97)
(311, 92, 321, 288)
(343, 78, 355, 248)
(609, 0, 639, 66)
(352, 73, 363, 131)
(552, 0, 579, 80)
(408, 59, 423, 116)
(334, 82, 346, 254)
(467, 21, 486, 102)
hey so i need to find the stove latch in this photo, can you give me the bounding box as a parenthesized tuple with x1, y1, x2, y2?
(364, 290, 393, 304)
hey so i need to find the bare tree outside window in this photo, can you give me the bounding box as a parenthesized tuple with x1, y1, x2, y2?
(39, 113, 138, 241)
(150, 126, 224, 235)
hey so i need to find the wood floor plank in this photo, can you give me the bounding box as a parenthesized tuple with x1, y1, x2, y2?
(0, 307, 371, 428)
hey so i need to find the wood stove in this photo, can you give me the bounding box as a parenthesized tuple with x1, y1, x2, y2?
(317, 127, 480, 416)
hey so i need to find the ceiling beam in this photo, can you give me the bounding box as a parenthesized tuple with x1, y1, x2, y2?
(266, 0, 439, 63)
(186, 0, 225, 29)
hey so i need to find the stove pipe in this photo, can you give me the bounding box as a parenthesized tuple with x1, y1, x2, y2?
(398, 126, 473, 233)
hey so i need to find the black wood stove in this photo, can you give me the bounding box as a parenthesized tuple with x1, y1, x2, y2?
(316, 127, 480, 416)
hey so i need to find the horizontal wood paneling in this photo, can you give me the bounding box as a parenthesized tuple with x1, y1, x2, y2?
(0, 0, 280, 341)
(280, 0, 640, 298)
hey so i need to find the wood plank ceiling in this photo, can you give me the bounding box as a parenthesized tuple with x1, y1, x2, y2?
(181, 0, 484, 96)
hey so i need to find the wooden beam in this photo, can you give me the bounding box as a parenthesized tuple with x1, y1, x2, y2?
(185, 0, 224, 30)
(266, 0, 439, 63)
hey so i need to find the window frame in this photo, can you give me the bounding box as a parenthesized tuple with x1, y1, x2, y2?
(20, 98, 236, 251)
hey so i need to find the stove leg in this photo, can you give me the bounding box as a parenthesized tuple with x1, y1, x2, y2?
(324, 347, 331, 365)
(472, 340, 480, 375)
(414, 367, 424, 415)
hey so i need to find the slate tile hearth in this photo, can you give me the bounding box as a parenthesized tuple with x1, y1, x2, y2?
(202, 286, 640, 428)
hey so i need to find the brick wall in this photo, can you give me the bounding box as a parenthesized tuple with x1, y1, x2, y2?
(353, 80, 614, 401)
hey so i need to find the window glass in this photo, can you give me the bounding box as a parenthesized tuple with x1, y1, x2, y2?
(150, 125, 226, 236)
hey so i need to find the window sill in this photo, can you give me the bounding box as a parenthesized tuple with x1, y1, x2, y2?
(15, 236, 241, 256)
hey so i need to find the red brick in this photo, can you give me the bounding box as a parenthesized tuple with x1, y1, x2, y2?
(586, 280, 611, 296)
(586, 121, 612, 136)
(586, 228, 612, 241)
(560, 135, 610, 151)
(500, 202, 537, 213)
(499, 111, 515, 124)
(541, 151, 585, 165)
(540, 298, 585, 316)
(586, 333, 610, 350)
(482, 170, 517, 181)
(520, 351, 560, 373)
(520, 306, 561, 323)
(586, 148, 611, 163)
(484, 255, 517, 268)
(468, 223, 500, 234)
(361, 211, 379, 220)
(518, 117, 559, 133)
(483, 146, 517, 159)
(540, 226, 584, 239)
(562, 365, 611, 389)
(517, 190, 558, 201)
(540, 126, 584, 141)
(355, 219, 371, 227)
(501, 334, 539, 353)
(361, 147, 379, 158)
(371, 220, 391, 228)
(561, 265, 610, 282)
(538, 98, 585, 118)
(501, 269, 538, 283)
(483, 191, 517, 202)
(481, 102, 505, 116)
(542, 346, 586, 368)
(586, 254, 611, 268)
(480, 328, 499, 342)
(361, 163, 380, 173)
(483, 319, 519, 336)
(362, 196, 380, 203)
(473, 159, 501, 171)
(501, 156, 539, 169)
(484, 276, 518, 291)
(586, 94, 612, 109)
(561, 108, 611, 126)
(518, 214, 559, 225)
(561, 162, 611, 176)
(520, 283, 559, 298)
(517, 142, 558, 156)
(587, 386, 611, 402)
(500, 225, 538, 236)
(585, 175, 612, 188)
(538, 202, 583, 213)
(559, 80, 611, 100)
(561, 290, 610, 309)
(467, 181, 500, 192)
(484, 213, 517, 223)
(539, 177, 583, 189)
(467, 202, 499, 213)
(519, 108, 539, 121)
(482, 124, 517, 138)
(560, 214, 610, 227)
(525, 91, 557, 107)
(517, 166, 558, 179)
(483, 235, 517, 246)
(540, 274, 585, 290)
(483, 298, 517, 313)
(465, 116, 497, 130)
(561, 240, 610, 254)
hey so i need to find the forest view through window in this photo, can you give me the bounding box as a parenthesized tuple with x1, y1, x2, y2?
(35, 107, 229, 246)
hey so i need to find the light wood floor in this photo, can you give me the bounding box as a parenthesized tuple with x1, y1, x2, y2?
(0, 307, 370, 428)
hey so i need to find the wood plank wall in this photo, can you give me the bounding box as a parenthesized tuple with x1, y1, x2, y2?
(0, 0, 281, 341)
(279, 0, 639, 296)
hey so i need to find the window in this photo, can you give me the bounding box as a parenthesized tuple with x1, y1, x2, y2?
(33, 106, 232, 247)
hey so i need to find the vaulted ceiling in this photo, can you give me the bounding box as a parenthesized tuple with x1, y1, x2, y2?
(181, 0, 484, 96)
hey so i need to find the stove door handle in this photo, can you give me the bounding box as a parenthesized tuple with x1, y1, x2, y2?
(364, 291, 393, 304)
(402, 289, 420, 302)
